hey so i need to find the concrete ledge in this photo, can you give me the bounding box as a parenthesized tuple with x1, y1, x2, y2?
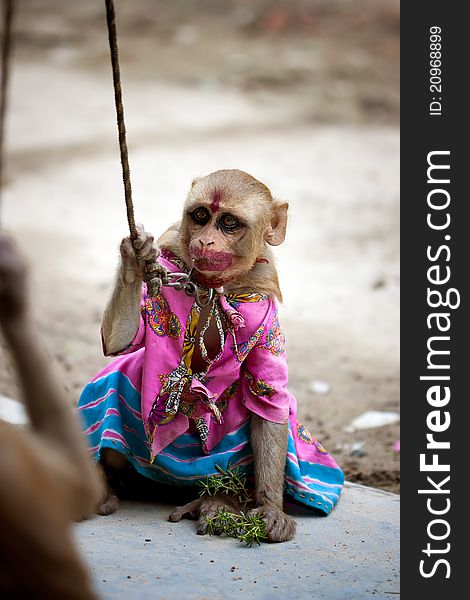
(75, 482, 399, 599)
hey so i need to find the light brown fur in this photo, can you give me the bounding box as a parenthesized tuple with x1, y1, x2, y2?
(0, 236, 102, 598)
(102, 225, 157, 356)
(169, 494, 243, 535)
(100, 170, 295, 542)
(249, 415, 296, 541)
(178, 169, 287, 299)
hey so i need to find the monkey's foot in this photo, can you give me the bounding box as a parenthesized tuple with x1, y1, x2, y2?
(168, 494, 242, 535)
(248, 505, 296, 542)
(96, 485, 119, 516)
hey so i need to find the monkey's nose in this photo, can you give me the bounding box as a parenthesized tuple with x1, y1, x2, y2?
(199, 239, 214, 247)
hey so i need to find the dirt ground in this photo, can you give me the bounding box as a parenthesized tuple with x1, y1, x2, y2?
(0, 1, 399, 492)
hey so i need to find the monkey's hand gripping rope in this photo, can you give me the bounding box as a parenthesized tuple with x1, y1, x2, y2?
(144, 261, 214, 308)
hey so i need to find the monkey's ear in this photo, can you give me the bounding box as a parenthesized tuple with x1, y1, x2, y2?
(265, 200, 288, 246)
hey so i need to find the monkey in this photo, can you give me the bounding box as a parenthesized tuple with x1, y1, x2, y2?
(79, 169, 344, 543)
(0, 235, 102, 599)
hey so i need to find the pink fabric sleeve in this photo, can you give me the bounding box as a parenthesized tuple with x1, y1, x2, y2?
(241, 299, 291, 424)
(101, 287, 147, 357)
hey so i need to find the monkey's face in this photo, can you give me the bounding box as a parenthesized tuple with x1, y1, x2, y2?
(178, 170, 288, 289)
(183, 201, 254, 288)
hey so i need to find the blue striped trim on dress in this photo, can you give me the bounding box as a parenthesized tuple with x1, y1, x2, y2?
(77, 370, 343, 514)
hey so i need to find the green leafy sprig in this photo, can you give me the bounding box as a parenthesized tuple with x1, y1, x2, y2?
(204, 508, 268, 547)
(198, 464, 251, 506)
(197, 465, 268, 546)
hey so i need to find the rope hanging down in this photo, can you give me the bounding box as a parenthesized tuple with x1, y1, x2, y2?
(104, 0, 166, 298)
(104, 0, 137, 240)
(0, 0, 14, 222)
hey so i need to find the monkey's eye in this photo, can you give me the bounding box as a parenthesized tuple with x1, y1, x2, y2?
(219, 213, 240, 232)
(190, 207, 210, 225)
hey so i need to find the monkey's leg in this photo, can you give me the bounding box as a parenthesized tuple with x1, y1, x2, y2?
(169, 494, 243, 535)
(249, 414, 297, 542)
(96, 478, 120, 516)
(95, 448, 132, 515)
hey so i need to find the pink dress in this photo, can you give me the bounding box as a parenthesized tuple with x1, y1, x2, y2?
(78, 250, 344, 514)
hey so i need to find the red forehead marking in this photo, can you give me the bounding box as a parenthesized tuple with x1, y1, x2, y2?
(210, 188, 222, 213)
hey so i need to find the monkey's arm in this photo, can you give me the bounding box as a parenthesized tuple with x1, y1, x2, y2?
(101, 226, 157, 355)
(243, 300, 296, 541)
(251, 414, 288, 509)
(249, 414, 296, 542)
(101, 262, 143, 355)
(0, 236, 101, 515)
(1, 320, 94, 467)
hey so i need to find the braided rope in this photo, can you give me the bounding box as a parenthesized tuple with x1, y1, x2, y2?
(104, 0, 137, 240)
(104, 0, 163, 297)
(0, 0, 14, 224)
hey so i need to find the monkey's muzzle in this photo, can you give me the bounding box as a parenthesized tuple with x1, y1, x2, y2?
(190, 249, 233, 272)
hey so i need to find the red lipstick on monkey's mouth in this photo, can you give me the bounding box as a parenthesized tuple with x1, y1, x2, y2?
(190, 249, 233, 272)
